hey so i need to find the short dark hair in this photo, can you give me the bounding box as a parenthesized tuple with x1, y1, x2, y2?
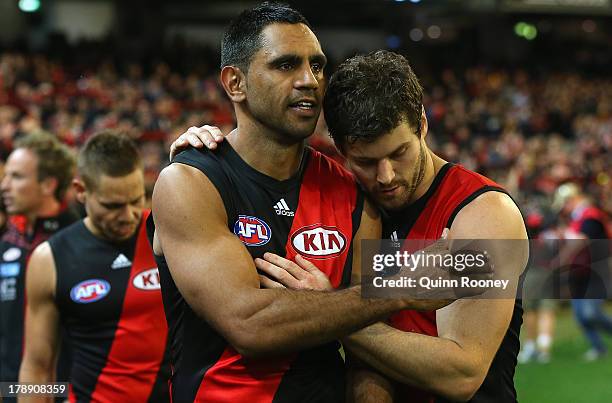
(78, 131, 142, 191)
(15, 132, 75, 201)
(324, 50, 424, 150)
(221, 2, 310, 70)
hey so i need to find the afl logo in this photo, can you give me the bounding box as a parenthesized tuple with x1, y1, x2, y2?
(233, 215, 272, 246)
(70, 279, 111, 304)
(291, 224, 347, 259)
(133, 268, 161, 291)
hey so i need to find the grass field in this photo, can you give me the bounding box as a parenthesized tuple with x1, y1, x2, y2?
(515, 304, 612, 402)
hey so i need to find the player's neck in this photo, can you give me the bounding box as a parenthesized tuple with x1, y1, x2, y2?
(228, 126, 305, 181)
(409, 150, 447, 204)
(82, 217, 113, 243)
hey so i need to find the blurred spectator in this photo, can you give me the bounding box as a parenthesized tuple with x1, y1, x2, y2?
(518, 212, 560, 364)
(553, 182, 612, 361)
(1, 52, 609, 218)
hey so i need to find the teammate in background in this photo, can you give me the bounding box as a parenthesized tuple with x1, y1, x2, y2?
(553, 182, 612, 361)
(518, 213, 558, 364)
(19, 132, 170, 402)
(0, 132, 78, 383)
(150, 4, 490, 402)
(176, 50, 528, 402)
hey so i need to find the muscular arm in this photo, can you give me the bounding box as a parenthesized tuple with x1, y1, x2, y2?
(152, 164, 411, 358)
(18, 242, 60, 403)
(344, 191, 528, 401)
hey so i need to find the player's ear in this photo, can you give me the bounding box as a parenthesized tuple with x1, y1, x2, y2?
(220, 66, 247, 103)
(72, 178, 87, 204)
(419, 105, 428, 140)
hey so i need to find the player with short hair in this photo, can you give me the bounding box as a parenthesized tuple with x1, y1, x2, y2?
(323, 50, 527, 402)
(19, 131, 170, 402)
(150, 3, 488, 402)
(178, 50, 529, 402)
(0, 132, 78, 383)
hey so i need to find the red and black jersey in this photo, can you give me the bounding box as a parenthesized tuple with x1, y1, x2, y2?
(569, 205, 610, 239)
(150, 142, 363, 403)
(567, 204, 610, 297)
(50, 211, 170, 403)
(0, 209, 78, 382)
(383, 163, 524, 403)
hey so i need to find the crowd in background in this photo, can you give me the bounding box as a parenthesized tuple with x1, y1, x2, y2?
(423, 67, 611, 228)
(1, 50, 610, 225)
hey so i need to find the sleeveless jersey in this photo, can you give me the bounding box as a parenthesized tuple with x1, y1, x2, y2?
(0, 209, 78, 382)
(51, 211, 170, 403)
(567, 205, 610, 297)
(383, 163, 524, 403)
(150, 142, 364, 403)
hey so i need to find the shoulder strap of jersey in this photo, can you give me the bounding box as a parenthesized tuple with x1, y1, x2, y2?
(173, 146, 236, 225)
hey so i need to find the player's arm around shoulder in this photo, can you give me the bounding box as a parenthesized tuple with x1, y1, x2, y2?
(19, 242, 60, 402)
(435, 190, 528, 400)
(154, 166, 414, 358)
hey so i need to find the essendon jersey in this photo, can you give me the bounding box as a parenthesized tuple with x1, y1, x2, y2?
(151, 142, 363, 402)
(50, 211, 170, 403)
(569, 205, 610, 239)
(567, 205, 610, 297)
(383, 163, 524, 403)
(0, 209, 78, 382)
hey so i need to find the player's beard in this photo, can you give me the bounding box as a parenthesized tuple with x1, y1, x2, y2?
(384, 141, 427, 212)
(406, 141, 427, 202)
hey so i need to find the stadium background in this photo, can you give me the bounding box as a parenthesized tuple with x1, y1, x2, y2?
(0, 0, 610, 401)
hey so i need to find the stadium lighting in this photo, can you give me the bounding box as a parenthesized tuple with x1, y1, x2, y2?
(582, 20, 596, 33)
(514, 22, 537, 40)
(514, 22, 527, 37)
(18, 0, 40, 13)
(409, 28, 423, 41)
(427, 25, 441, 39)
(410, 0, 422, 3)
(524, 26, 537, 40)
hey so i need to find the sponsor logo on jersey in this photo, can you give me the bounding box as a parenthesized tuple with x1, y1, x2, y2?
(133, 268, 161, 290)
(274, 198, 295, 216)
(2, 247, 22, 262)
(70, 279, 111, 304)
(233, 215, 272, 246)
(291, 224, 347, 258)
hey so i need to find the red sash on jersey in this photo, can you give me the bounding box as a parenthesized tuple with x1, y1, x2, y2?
(389, 165, 506, 403)
(83, 211, 168, 403)
(194, 151, 359, 402)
